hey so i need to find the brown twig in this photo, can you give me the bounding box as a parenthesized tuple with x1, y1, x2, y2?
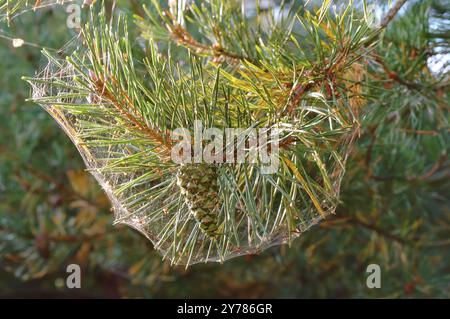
(282, 81, 314, 116)
(368, 156, 449, 183)
(89, 71, 172, 158)
(406, 155, 448, 182)
(379, 0, 408, 30)
(13, 167, 102, 210)
(399, 129, 440, 136)
(47, 232, 105, 242)
(350, 217, 413, 244)
(33, 0, 42, 12)
(372, 53, 423, 91)
(164, 10, 244, 64)
(322, 216, 415, 245)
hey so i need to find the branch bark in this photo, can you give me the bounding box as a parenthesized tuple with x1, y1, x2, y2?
(379, 0, 408, 30)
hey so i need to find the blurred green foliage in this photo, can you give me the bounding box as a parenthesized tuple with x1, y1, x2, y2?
(0, 0, 449, 298)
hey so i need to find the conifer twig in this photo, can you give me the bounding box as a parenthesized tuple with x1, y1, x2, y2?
(89, 70, 173, 158)
(372, 54, 421, 90)
(379, 0, 408, 29)
(164, 11, 243, 64)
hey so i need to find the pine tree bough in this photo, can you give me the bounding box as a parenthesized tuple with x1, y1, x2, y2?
(22, 1, 382, 265)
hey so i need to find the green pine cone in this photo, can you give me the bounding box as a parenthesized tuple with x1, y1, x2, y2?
(176, 163, 220, 238)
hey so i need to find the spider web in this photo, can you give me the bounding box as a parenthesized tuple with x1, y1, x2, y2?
(26, 46, 360, 265)
(0, 0, 80, 22)
(22, 1, 363, 266)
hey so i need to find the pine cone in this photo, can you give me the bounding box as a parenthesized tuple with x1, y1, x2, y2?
(176, 163, 221, 238)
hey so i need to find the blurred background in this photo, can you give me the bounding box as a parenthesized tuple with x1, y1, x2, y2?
(0, 0, 449, 298)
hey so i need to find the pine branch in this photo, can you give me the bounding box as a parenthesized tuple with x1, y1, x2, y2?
(322, 216, 417, 245)
(88, 70, 173, 158)
(379, 0, 408, 29)
(372, 53, 423, 91)
(282, 81, 314, 116)
(164, 10, 243, 64)
(22, 1, 437, 267)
